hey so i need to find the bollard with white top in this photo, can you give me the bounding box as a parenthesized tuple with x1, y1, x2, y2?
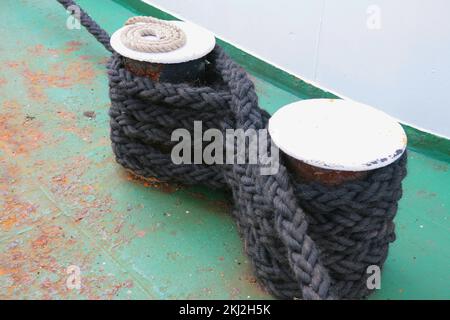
(268, 99, 407, 185)
(110, 16, 216, 83)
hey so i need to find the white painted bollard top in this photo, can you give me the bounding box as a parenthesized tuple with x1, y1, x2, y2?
(268, 99, 407, 171)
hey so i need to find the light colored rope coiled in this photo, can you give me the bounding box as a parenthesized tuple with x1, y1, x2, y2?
(120, 16, 186, 53)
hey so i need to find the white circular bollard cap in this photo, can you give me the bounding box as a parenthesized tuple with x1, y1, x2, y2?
(268, 99, 407, 171)
(110, 20, 216, 64)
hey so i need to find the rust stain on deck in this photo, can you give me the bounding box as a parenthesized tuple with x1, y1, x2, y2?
(124, 170, 181, 194)
(27, 41, 84, 57)
(22, 61, 96, 101)
(0, 100, 45, 156)
(5, 43, 97, 102)
(55, 110, 94, 142)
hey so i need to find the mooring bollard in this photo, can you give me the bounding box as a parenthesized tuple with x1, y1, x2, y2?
(110, 16, 216, 83)
(268, 99, 407, 185)
(108, 16, 217, 181)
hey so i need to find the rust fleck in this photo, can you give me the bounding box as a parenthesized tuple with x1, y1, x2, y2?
(125, 170, 180, 193)
(136, 230, 146, 238)
(113, 221, 125, 233)
(97, 57, 109, 66)
(0, 268, 19, 276)
(0, 216, 18, 231)
(6, 61, 20, 68)
(56, 110, 77, 121)
(123, 57, 163, 81)
(0, 161, 39, 232)
(285, 154, 368, 186)
(26, 42, 83, 57)
(7, 59, 97, 102)
(32, 235, 50, 249)
(0, 100, 45, 156)
(55, 110, 93, 142)
(63, 41, 83, 54)
(106, 280, 134, 299)
(27, 44, 59, 57)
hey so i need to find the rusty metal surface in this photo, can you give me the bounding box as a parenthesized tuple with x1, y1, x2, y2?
(0, 0, 448, 300)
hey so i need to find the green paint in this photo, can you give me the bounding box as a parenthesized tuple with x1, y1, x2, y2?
(0, 0, 448, 300)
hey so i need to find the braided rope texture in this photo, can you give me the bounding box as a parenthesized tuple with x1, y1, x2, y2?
(57, 0, 113, 52)
(121, 16, 187, 53)
(56, 0, 408, 300)
(108, 48, 408, 299)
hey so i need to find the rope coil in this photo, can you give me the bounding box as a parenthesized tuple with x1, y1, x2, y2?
(56, 0, 408, 300)
(120, 16, 186, 53)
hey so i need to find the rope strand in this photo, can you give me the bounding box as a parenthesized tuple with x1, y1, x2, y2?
(56, 0, 113, 52)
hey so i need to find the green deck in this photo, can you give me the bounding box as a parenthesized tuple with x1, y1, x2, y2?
(0, 0, 448, 300)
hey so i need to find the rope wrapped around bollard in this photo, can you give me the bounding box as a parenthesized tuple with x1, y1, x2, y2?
(56, 0, 408, 300)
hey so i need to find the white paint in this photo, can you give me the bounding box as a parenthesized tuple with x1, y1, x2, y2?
(268, 99, 407, 171)
(143, 0, 450, 138)
(111, 21, 215, 63)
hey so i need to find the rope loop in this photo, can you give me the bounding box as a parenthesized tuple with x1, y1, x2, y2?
(121, 16, 186, 53)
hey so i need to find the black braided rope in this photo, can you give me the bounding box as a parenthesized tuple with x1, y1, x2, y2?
(57, 0, 408, 300)
(57, 0, 113, 52)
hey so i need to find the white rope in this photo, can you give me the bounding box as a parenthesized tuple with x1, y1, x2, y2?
(120, 16, 186, 53)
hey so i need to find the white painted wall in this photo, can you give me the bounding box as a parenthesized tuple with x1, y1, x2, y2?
(144, 0, 450, 138)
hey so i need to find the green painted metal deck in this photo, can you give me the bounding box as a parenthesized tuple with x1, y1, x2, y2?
(0, 0, 449, 299)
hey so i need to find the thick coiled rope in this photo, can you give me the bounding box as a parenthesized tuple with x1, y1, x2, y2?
(121, 16, 186, 53)
(57, 0, 408, 300)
